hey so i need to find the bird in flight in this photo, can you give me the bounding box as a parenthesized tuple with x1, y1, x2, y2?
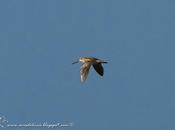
(72, 57, 107, 82)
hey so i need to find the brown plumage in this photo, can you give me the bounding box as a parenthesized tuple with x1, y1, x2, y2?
(72, 57, 107, 82)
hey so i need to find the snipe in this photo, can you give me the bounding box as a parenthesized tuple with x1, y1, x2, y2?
(72, 57, 107, 82)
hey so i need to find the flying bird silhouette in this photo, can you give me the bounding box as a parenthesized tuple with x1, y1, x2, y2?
(72, 57, 107, 82)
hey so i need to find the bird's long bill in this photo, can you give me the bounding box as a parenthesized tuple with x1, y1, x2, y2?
(72, 61, 79, 64)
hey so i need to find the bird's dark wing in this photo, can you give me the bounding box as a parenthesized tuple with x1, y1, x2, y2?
(93, 63, 104, 76)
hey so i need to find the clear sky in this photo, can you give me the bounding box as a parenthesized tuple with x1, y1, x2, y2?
(0, 0, 175, 130)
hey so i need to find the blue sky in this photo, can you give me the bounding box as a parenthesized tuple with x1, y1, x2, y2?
(0, 0, 175, 130)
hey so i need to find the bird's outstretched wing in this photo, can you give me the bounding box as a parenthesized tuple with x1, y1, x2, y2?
(80, 63, 91, 82)
(93, 63, 104, 76)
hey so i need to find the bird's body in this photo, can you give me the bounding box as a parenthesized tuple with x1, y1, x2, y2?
(72, 57, 107, 82)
